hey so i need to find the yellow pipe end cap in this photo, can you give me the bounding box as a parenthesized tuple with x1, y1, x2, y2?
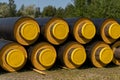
(108, 23, 120, 39)
(70, 48, 86, 65)
(52, 22, 69, 40)
(39, 49, 56, 67)
(20, 22, 39, 41)
(99, 47, 113, 64)
(6, 49, 25, 68)
(81, 23, 96, 39)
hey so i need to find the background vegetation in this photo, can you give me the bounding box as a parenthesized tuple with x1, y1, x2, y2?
(0, 0, 120, 18)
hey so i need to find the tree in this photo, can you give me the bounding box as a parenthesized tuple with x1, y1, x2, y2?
(0, 2, 10, 17)
(9, 0, 16, 16)
(64, 4, 75, 18)
(35, 7, 41, 18)
(73, 0, 87, 17)
(42, 5, 56, 17)
(17, 5, 36, 18)
(85, 0, 120, 18)
(82, 0, 105, 18)
(103, 0, 120, 18)
(55, 7, 65, 18)
(17, 4, 25, 16)
(63, 0, 91, 18)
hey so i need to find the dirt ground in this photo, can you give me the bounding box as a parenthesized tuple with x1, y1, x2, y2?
(0, 64, 120, 80)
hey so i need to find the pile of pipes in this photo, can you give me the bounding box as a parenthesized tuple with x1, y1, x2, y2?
(0, 17, 120, 72)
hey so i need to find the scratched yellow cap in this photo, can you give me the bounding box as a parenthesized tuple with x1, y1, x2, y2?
(98, 47, 113, 64)
(51, 21, 69, 40)
(108, 23, 120, 39)
(70, 48, 86, 65)
(20, 21, 40, 41)
(81, 23, 96, 39)
(6, 49, 25, 68)
(38, 49, 56, 67)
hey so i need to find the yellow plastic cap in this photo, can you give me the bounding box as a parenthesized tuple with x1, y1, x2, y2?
(6, 49, 25, 68)
(81, 23, 96, 39)
(20, 22, 39, 41)
(99, 47, 113, 64)
(70, 48, 86, 65)
(108, 23, 120, 39)
(38, 49, 56, 67)
(52, 21, 69, 40)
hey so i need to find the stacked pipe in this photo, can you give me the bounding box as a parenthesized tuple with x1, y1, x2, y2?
(86, 18, 120, 67)
(64, 18, 120, 68)
(0, 39, 27, 72)
(73, 18, 119, 68)
(0, 17, 40, 46)
(0, 17, 40, 72)
(57, 18, 96, 69)
(109, 19, 120, 65)
(0, 17, 120, 72)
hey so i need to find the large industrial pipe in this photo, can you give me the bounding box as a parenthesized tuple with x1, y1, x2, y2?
(58, 41, 86, 69)
(28, 42, 57, 70)
(111, 41, 120, 65)
(36, 18, 69, 45)
(0, 39, 27, 72)
(86, 41, 113, 67)
(91, 19, 120, 44)
(65, 18, 96, 44)
(0, 17, 40, 46)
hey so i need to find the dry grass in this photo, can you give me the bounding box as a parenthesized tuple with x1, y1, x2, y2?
(0, 64, 120, 80)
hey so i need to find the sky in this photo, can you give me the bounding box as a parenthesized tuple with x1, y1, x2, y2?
(0, 0, 73, 11)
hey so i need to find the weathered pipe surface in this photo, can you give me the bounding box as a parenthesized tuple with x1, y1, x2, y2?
(0, 17, 40, 46)
(111, 41, 120, 65)
(28, 42, 57, 70)
(36, 17, 69, 45)
(115, 19, 120, 24)
(58, 41, 86, 69)
(86, 41, 113, 68)
(0, 39, 27, 72)
(65, 18, 96, 44)
(91, 18, 120, 44)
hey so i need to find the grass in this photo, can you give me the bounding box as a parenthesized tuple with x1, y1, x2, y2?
(0, 64, 120, 80)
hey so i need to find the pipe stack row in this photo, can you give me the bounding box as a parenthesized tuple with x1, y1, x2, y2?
(0, 17, 120, 72)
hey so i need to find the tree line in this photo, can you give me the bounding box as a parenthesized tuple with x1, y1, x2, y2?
(0, 0, 120, 18)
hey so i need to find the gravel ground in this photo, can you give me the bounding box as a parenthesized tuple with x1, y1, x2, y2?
(0, 65, 120, 80)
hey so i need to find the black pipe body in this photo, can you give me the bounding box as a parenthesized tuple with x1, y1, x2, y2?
(65, 18, 80, 40)
(35, 18, 51, 34)
(35, 18, 54, 41)
(66, 18, 105, 35)
(0, 17, 20, 40)
(115, 19, 120, 24)
(35, 17, 69, 45)
(91, 18, 120, 44)
(65, 18, 79, 31)
(66, 18, 120, 43)
(91, 18, 106, 35)
(0, 39, 13, 50)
